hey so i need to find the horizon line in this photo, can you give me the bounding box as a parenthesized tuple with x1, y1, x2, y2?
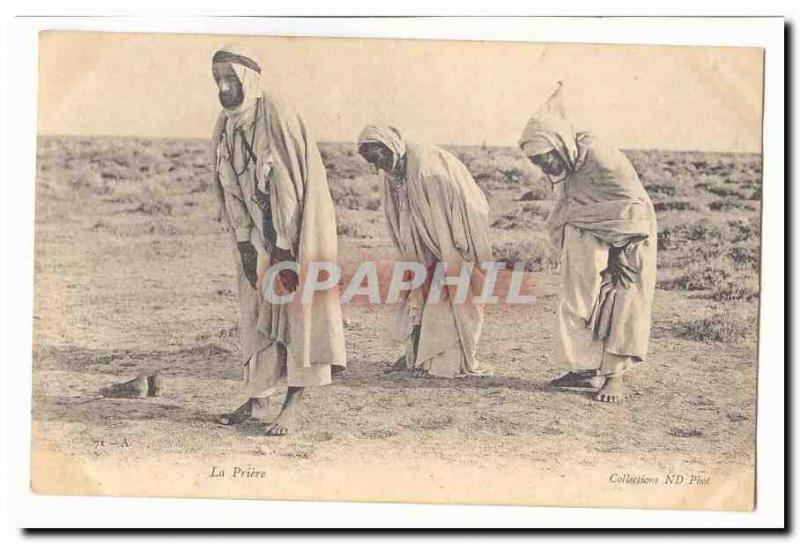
(35, 132, 763, 156)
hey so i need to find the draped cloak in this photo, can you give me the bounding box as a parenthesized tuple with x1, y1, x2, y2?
(382, 142, 493, 375)
(543, 134, 657, 361)
(518, 84, 657, 363)
(211, 91, 347, 372)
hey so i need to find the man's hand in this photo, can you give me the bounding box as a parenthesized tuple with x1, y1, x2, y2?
(278, 269, 299, 293)
(609, 242, 641, 289)
(237, 241, 259, 289)
(272, 247, 298, 293)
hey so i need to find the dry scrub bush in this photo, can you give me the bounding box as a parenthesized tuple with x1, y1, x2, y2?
(337, 222, 373, 239)
(491, 237, 559, 272)
(492, 202, 553, 231)
(676, 311, 757, 343)
(329, 177, 381, 211)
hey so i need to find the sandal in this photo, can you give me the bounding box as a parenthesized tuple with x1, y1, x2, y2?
(550, 371, 605, 391)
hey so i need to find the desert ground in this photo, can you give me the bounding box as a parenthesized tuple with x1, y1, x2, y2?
(30, 136, 761, 509)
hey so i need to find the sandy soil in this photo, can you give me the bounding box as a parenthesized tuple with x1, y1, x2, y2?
(30, 137, 759, 509)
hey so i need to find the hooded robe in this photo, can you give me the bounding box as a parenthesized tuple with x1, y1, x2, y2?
(519, 85, 657, 374)
(358, 126, 492, 378)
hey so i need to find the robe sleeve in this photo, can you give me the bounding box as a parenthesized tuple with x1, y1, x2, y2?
(443, 178, 474, 262)
(264, 152, 301, 253)
(381, 176, 403, 254)
(261, 96, 310, 255)
(423, 171, 491, 265)
(405, 145, 492, 267)
(417, 172, 475, 265)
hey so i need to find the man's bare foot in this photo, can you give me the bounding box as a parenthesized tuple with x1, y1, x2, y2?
(264, 387, 304, 436)
(593, 375, 624, 403)
(218, 397, 269, 425)
(263, 408, 295, 436)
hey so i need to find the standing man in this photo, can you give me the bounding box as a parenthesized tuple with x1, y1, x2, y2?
(519, 84, 657, 403)
(211, 44, 346, 433)
(357, 126, 492, 378)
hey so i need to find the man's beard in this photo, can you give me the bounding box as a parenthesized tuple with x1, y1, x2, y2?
(546, 169, 568, 185)
(219, 91, 244, 110)
(371, 160, 394, 175)
(543, 160, 567, 182)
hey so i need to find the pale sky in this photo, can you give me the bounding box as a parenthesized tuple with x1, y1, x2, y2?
(38, 32, 764, 152)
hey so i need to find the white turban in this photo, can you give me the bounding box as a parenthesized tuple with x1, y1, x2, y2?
(357, 125, 406, 172)
(213, 43, 262, 126)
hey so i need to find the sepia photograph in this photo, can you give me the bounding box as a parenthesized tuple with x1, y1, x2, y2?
(29, 29, 765, 511)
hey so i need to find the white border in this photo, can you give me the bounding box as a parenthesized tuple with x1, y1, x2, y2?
(2, 14, 785, 530)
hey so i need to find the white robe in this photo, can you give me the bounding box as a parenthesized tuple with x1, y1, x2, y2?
(547, 136, 657, 373)
(212, 92, 346, 395)
(383, 142, 493, 378)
